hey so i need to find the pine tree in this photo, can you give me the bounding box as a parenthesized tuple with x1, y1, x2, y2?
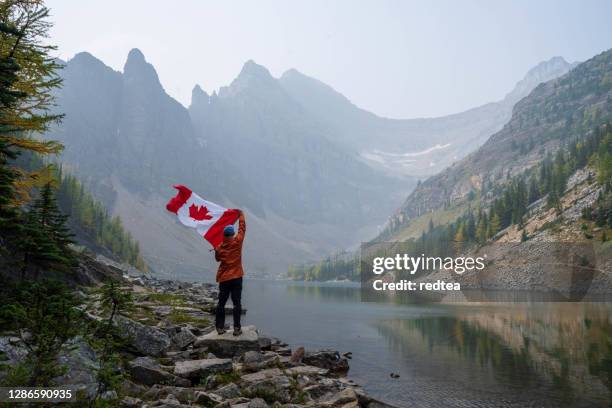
(32, 182, 75, 251)
(0, 0, 64, 202)
(17, 210, 66, 279)
(488, 213, 501, 238)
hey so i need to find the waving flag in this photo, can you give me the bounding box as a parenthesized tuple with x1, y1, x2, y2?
(166, 185, 240, 248)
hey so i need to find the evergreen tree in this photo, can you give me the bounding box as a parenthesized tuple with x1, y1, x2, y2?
(31, 182, 74, 252)
(0, 0, 63, 205)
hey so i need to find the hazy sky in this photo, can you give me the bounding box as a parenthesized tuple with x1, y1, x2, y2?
(46, 0, 611, 119)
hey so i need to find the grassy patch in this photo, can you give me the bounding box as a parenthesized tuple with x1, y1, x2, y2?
(166, 309, 209, 326)
(143, 292, 187, 306)
(214, 369, 241, 385)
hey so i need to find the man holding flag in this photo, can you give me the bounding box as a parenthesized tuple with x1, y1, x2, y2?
(166, 185, 246, 336)
(213, 211, 246, 335)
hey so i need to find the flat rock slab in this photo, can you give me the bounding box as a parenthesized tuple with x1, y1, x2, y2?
(114, 315, 171, 356)
(128, 356, 190, 387)
(194, 325, 260, 357)
(174, 358, 232, 379)
(285, 365, 329, 376)
(240, 368, 284, 384)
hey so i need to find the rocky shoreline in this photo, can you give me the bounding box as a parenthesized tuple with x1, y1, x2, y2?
(1, 267, 396, 408)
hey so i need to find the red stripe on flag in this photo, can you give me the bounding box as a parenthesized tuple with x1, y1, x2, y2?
(166, 185, 193, 213)
(204, 209, 240, 248)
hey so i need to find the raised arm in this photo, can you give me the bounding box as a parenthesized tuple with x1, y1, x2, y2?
(235, 210, 246, 243)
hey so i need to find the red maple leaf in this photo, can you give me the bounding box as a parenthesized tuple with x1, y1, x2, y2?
(189, 203, 213, 220)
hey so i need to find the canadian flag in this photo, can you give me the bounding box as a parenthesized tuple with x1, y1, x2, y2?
(165, 185, 240, 248)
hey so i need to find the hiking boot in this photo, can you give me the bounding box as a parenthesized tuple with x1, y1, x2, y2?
(216, 327, 226, 335)
(232, 327, 242, 336)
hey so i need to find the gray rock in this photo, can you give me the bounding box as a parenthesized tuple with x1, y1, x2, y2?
(0, 336, 28, 367)
(120, 396, 143, 407)
(240, 368, 284, 384)
(142, 384, 206, 403)
(128, 356, 190, 387)
(171, 327, 197, 349)
(118, 379, 148, 397)
(285, 365, 328, 376)
(52, 337, 100, 399)
(101, 390, 118, 400)
(248, 398, 269, 408)
(158, 393, 186, 407)
(194, 325, 260, 357)
(242, 374, 292, 404)
(193, 391, 223, 406)
(114, 315, 171, 356)
(174, 358, 232, 379)
(257, 336, 272, 350)
(214, 382, 241, 399)
(303, 350, 349, 376)
(241, 351, 281, 371)
(322, 388, 359, 407)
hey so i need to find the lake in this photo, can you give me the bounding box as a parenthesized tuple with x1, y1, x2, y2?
(240, 279, 611, 407)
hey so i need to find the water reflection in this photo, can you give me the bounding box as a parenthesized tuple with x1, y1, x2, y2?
(245, 281, 612, 407)
(374, 303, 612, 406)
(285, 281, 361, 303)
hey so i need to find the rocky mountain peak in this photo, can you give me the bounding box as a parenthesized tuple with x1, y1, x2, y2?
(219, 60, 278, 98)
(191, 84, 210, 106)
(123, 48, 162, 90)
(239, 59, 273, 79)
(505, 56, 576, 103)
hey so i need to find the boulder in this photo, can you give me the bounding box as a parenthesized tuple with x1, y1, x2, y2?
(193, 391, 223, 406)
(257, 335, 272, 350)
(303, 350, 349, 376)
(117, 380, 148, 397)
(242, 374, 292, 404)
(241, 351, 281, 371)
(142, 384, 206, 403)
(120, 396, 142, 407)
(157, 393, 189, 407)
(285, 365, 329, 376)
(247, 398, 269, 408)
(321, 388, 359, 407)
(0, 336, 28, 382)
(114, 315, 171, 356)
(52, 337, 100, 399)
(172, 327, 197, 349)
(128, 356, 190, 387)
(193, 325, 260, 357)
(214, 382, 241, 399)
(174, 358, 232, 380)
(240, 368, 284, 384)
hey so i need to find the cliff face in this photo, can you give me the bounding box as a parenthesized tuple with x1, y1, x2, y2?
(385, 49, 612, 239)
(49, 51, 404, 278)
(279, 57, 575, 177)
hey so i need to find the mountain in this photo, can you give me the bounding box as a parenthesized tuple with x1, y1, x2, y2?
(188, 60, 403, 225)
(279, 57, 576, 176)
(295, 49, 611, 283)
(48, 48, 582, 281)
(383, 49, 612, 242)
(49, 51, 405, 279)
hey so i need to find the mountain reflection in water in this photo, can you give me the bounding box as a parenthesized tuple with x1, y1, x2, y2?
(244, 280, 611, 407)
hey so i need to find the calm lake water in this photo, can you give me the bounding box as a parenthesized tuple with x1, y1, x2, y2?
(239, 279, 612, 408)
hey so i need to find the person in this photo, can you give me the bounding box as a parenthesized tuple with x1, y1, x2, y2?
(214, 209, 246, 336)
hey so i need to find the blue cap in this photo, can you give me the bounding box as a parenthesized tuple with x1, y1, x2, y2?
(223, 225, 235, 236)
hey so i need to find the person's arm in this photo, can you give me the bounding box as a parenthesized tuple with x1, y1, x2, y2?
(214, 249, 220, 261)
(235, 210, 246, 243)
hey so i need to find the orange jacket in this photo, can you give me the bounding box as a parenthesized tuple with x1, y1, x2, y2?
(214, 212, 246, 283)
